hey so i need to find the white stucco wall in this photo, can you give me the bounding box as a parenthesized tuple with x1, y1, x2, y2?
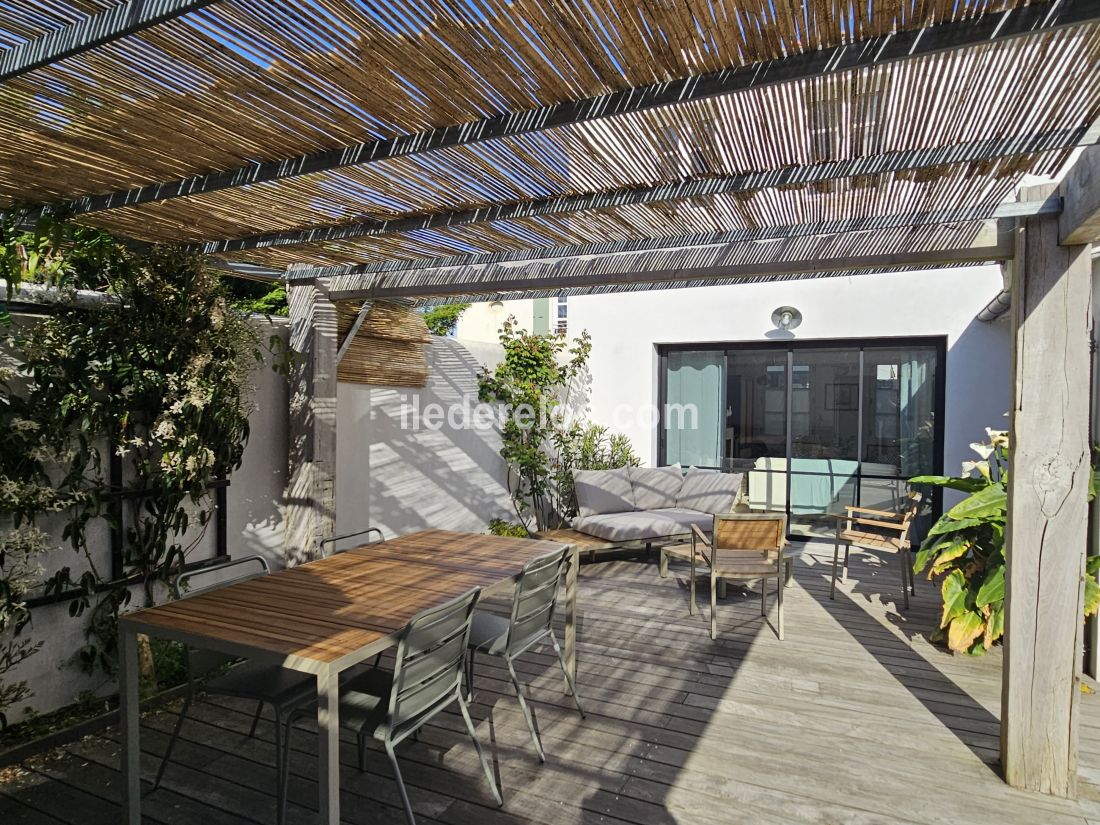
(454, 298, 535, 343)
(335, 337, 513, 539)
(565, 266, 1012, 484)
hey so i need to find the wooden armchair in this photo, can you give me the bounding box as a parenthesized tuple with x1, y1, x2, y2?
(831, 492, 922, 608)
(690, 513, 788, 640)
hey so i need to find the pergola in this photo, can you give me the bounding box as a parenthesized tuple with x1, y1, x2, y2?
(4, 0, 1100, 815)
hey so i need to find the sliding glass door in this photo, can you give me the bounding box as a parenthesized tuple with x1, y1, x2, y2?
(659, 338, 944, 537)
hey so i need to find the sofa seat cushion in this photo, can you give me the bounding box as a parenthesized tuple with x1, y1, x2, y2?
(574, 467, 635, 518)
(572, 511, 689, 542)
(648, 507, 715, 535)
(629, 464, 683, 510)
(676, 467, 744, 514)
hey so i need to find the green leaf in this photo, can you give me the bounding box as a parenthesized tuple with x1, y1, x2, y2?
(926, 516, 984, 538)
(1085, 576, 1100, 618)
(948, 609, 986, 654)
(946, 482, 1007, 521)
(940, 569, 970, 628)
(975, 563, 1005, 608)
(984, 601, 1006, 648)
(909, 474, 989, 493)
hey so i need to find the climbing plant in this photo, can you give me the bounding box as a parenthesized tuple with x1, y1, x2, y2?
(0, 215, 263, 702)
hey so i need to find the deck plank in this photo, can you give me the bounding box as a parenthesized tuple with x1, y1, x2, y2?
(3, 541, 1098, 825)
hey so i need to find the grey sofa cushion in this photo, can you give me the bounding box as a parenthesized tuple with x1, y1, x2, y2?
(628, 464, 683, 510)
(648, 507, 715, 534)
(572, 511, 686, 542)
(573, 468, 635, 519)
(676, 467, 743, 514)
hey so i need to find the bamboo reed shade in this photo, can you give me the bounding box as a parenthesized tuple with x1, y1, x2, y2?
(335, 299, 430, 387)
(0, 0, 1097, 285)
(223, 156, 1057, 272)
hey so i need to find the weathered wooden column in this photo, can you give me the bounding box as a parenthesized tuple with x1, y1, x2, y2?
(285, 278, 338, 565)
(1001, 182, 1093, 796)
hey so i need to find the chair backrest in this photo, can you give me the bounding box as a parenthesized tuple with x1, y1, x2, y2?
(712, 513, 786, 555)
(172, 555, 271, 677)
(388, 587, 480, 740)
(504, 547, 570, 656)
(897, 491, 924, 546)
(318, 527, 384, 556)
(172, 555, 270, 599)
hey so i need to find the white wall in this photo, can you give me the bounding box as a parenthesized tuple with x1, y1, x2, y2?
(335, 337, 514, 539)
(455, 298, 534, 343)
(566, 266, 1012, 484)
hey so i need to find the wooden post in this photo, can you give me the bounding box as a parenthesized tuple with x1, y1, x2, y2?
(1001, 183, 1092, 797)
(285, 279, 338, 565)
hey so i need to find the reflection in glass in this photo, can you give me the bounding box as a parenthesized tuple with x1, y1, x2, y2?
(660, 341, 941, 537)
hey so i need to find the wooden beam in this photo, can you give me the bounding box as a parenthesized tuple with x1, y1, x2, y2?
(62, 0, 1100, 216)
(290, 197, 1059, 283)
(327, 224, 1012, 301)
(200, 127, 1088, 255)
(1002, 183, 1092, 797)
(0, 0, 218, 83)
(285, 279, 338, 565)
(1060, 145, 1100, 245)
(335, 302, 370, 365)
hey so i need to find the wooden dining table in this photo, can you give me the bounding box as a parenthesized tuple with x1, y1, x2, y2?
(119, 529, 574, 825)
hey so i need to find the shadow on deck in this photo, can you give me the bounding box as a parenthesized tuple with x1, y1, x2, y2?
(3, 542, 1100, 825)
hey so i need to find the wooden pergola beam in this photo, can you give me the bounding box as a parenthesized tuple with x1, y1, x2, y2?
(58, 0, 1100, 217)
(0, 0, 219, 83)
(325, 224, 1012, 301)
(1060, 145, 1100, 244)
(200, 127, 1088, 256)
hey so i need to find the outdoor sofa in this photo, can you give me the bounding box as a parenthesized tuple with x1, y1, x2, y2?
(538, 465, 746, 561)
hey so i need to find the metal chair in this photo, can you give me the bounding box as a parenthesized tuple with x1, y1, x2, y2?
(337, 587, 501, 825)
(318, 526, 384, 556)
(831, 491, 922, 608)
(153, 555, 315, 825)
(690, 513, 788, 640)
(465, 547, 585, 762)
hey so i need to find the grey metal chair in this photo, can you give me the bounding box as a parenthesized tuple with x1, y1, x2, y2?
(318, 526, 384, 556)
(464, 547, 585, 762)
(338, 587, 501, 825)
(153, 555, 315, 825)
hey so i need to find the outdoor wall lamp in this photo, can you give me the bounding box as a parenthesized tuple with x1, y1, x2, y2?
(771, 306, 803, 331)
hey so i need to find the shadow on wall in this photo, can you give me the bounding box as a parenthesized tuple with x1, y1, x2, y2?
(943, 316, 1011, 508)
(337, 337, 516, 538)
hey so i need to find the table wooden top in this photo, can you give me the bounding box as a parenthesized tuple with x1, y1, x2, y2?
(121, 530, 565, 668)
(531, 528, 620, 549)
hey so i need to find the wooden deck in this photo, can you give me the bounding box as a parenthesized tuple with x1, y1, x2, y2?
(4, 541, 1100, 825)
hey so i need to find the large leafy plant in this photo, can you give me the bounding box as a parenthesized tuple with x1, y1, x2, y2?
(912, 430, 1100, 656)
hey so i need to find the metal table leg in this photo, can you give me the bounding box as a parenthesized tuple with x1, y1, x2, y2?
(120, 626, 141, 825)
(316, 667, 341, 824)
(563, 544, 578, 694)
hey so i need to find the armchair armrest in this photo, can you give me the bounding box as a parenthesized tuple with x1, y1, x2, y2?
(844, 506, 900, 519)
(691, 524, 711, 546)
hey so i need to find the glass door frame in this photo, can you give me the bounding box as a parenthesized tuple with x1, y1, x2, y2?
(657, 336, 947, 537)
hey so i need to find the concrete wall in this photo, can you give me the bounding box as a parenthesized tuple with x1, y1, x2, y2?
(566, 266, 1013, 486)
(335, 337, 513, 540)
(5, 317, 289, 718)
